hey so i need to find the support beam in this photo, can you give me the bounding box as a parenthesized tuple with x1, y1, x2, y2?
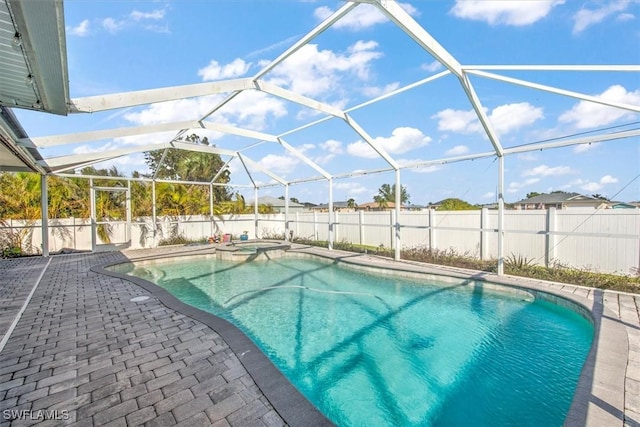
(69, 79, 255, 113)
(467, 70, 640, 113)
(394, 169, 401, 261)
(254, 187, 259, 239)
(152, 180, 157, 246)
(504, 129, 640, 154)
(40, 175, 48, 257)
(497, 156, 505, 275)
(253, 2, 358, 80)
(458, 72, 504, 157)
(29, 121, 202, 148)
(344, 114, 399, 169)
(278, 138, 332, 179)
(256, 81, 346, 118)
(285, 184, 290, 241)
(239, 154, 288, 185)
(328, 178, 334, 250)
(373, 0, 462, 77)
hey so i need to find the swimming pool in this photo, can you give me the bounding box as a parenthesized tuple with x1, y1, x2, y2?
(110, 254, 593, 426)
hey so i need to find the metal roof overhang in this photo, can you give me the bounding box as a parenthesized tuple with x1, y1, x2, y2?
(0, 106, 45, 173)
(0, 0, 69, 115)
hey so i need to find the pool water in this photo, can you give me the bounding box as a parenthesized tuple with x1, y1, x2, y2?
(111, 256, 593, 427)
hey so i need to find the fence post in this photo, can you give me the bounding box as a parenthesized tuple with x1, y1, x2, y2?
(480, 208, 488, 260)
(295, 212, 299, 239)
(359, 210, 364, 245)
(334, 211, 339, 243)
(429, 208, 436, 250)
(546, 207, 557, 267)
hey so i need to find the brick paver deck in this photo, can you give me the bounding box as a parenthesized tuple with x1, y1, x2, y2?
(0, 246, 638, 426)
(0, 250, 289, 426)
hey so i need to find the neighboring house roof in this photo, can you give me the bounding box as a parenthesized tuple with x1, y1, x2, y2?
(247, 196, 305, 208)
(515, 192, 598, 205)
(312, 201, 351, 210)
(357, 201, 404, 209)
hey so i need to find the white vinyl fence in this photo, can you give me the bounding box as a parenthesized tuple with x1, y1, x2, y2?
(2, 208, 638, 275)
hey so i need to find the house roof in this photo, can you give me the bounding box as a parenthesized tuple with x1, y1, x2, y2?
(515, 192, 598, 204)
(312, 201, 351, 209)
(358, 201, 404, 209)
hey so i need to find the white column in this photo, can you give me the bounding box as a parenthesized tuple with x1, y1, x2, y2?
(254, 187, 259, 239)
(40, 175, 49, 257)
(394, 169, 401, 260)
(428, 208, 436, 250)
(152, 180, 157, 246)
(90, 178, 96, 252)
(359, 210, 364, 245)
(497, 155, 505, 275)
(284, 184, 290, 241)
(126, 180, 132, 244)
(546, 207, 557, 267)
(328, 178, 334, 250)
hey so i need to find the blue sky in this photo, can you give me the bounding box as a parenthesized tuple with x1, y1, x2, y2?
(14, 0, 640, 205)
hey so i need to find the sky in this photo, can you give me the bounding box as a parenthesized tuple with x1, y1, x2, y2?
(13, 0, 640, 206)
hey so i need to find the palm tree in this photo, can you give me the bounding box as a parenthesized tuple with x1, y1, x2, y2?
(374, 183, 410, 207)
(347, 198, 357, 209)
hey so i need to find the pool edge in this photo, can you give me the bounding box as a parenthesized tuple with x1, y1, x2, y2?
(98, 244, 630, 427)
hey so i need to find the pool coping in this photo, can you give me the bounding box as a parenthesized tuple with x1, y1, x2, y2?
(96, 243, 630, 427)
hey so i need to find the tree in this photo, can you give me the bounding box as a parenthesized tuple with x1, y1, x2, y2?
(347, 198, 356, 209)
(374, 183, 410, 207)
(144, 133, 231, 203)
(438, 198, 477, 211)
(526, 192, 541, 199)
(592, 193, 610, 201)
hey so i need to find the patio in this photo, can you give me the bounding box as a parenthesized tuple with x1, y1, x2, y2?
(0, 245, 638, 426)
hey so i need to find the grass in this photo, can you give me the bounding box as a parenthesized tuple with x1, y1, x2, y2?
(292, 238, 640, 294)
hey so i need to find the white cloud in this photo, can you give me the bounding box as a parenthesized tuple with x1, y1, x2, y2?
(432, 102, 543, 136)
(346, 127, 431, 158)
(130, 9, 166, 21)
(573, 0, 633, 34)
(362, 82, 401, 98)
(450, 0, 564, 26)
(123, 90, 286, 134)
(522, 164, 573, 177)
(315, 3, 418, 31)
(320, 139, 343, 154)
(617, 13, 636, 22)
(68, 20, 90, 37)
(421, 61, 444, 73)
(507, 178, 540, 193)
(256, 154, 299, 175)
(266, 41, 383, 98)
(334, 182, 368, 195)
(490, 103, 544, 135)
(198, 58, 251, 81)
(600, 175, 618, 185)
(559, 85, 640, 129)
(517, 153, 538, 161)
(482, 192, 495, 199)
(573, 142, 601, 153)
(102, 17, 125, 33)
(432, 108, 480, 134)
(445, 145, 469, 155)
